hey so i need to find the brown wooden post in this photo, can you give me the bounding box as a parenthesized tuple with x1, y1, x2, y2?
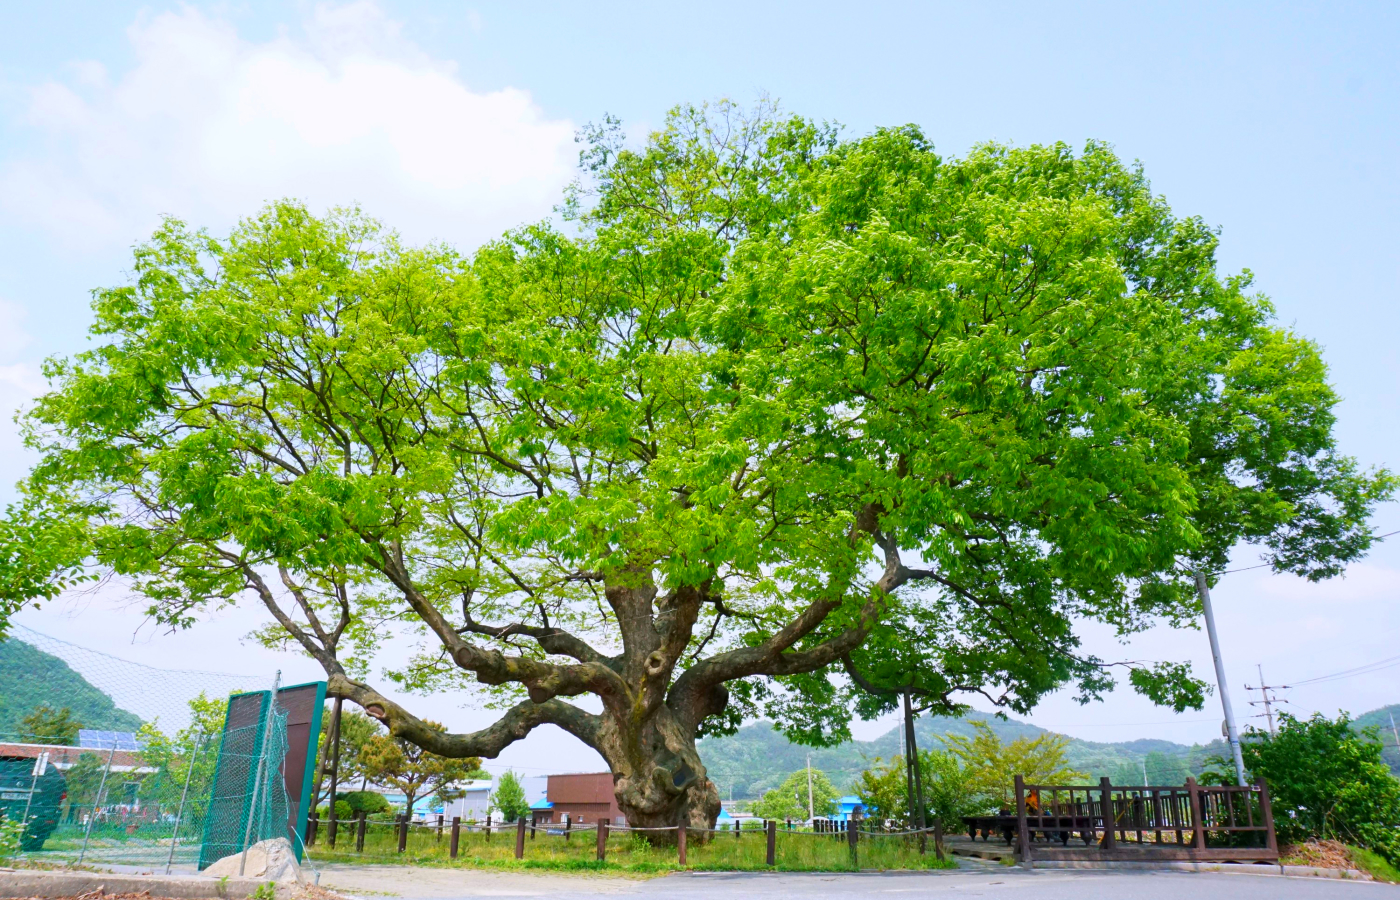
(485, 812, 491, 841)
(437, 813, 444, 842)
(1098, 777, 1115, 851)
(530, 815, 537, 840)
(1187, 777, 1206, 850)
(933, 819, 944, 860)
(1257, 777, 1278, 853)
(766, 819, 776, 866)
(847, 811, 859, 866)
(515, 816, 526, 859)
(596, 820, 608, 861)
(677, 821, 687, 866)
(1015, 775, 1032, 866)
(736, 815, 741, 840)
(564, 814, 571, 842)
(449, 816, 460, 859)
(326, 697, 343, 848)
(307, 813, 318, 846)
(397, 814, 408, 853)
(355, 811, 366, 852)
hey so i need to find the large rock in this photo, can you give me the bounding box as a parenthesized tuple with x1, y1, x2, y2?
(204, 837, 303, 884)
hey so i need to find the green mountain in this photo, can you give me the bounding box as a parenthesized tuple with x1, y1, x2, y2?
(1350, 704, 1400, 773)
(0, 637, 144, 739)
(699, 713, 1234, 799)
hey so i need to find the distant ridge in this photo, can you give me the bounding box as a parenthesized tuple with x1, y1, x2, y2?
(698, 712, 1239, 799)
(0, 637, 144, 738)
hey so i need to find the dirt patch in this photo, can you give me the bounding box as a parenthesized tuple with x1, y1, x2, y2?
(1279, 840, 1358, 870)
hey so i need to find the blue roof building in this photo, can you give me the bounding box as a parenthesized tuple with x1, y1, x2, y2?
(829, 796, 865, 823)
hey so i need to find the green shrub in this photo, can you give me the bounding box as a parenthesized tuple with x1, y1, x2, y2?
(1231, 713, 1400, 864)
(339, 790, 392, 816)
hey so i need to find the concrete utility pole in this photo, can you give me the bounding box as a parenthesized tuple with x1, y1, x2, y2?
(1389, 713, 1400, 755)
(1195, 572, 1247, 786)
(1244, 664, 1285, 736)
(806, 754, 814, 822)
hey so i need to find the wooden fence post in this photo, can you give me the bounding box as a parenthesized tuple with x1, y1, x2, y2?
(397, 814, 408, 853)
(847, 812, 859, 866)
(1257, 777, 1277, 854)
(530, 815, 537, 840)
(766, 819, 776, 866)
(564, 814, 571, 842)
(485, 812, 492, 841)
(1015, 774, 1031, 867)
(596, 820, 608, 861)
(515, 817, 526, 859)
(307, 813, 318, 847)
(1186, 777, 1206, 850)
(449, 816, 460, 859)
(933, 820, 944, 860)
(1099, 777, 1116, 851)
(677, 821, 687, 866)
(355, 811, 366, 852)
(436, 813, 443, 842)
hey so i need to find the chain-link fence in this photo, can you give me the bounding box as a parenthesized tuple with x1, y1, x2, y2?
(0, 625, 295, 873)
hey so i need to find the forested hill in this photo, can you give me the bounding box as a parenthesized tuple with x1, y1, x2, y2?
(1351, 704, 1400, 772)
(697, 714, 1233, 800)
(0, 637, 144, 738)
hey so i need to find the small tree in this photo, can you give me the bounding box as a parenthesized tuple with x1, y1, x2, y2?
(314, 709, 381, 807)
(357, 721, 480, 816)
(20, 705, 81, 745)
(943, 721, 1085, 807)
(855, 757, 907, 823)
(918, 748, 986, 852)
(138, 693, 226, 822)
(751, 768, 839, 821)
(490, 770, 529, 823)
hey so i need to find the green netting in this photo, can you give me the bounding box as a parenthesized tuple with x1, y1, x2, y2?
(0, 625, 292, 872)
(197, 692, 291, 870)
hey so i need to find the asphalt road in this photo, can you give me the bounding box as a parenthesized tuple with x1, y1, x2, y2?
(317, 861, 1398, 900)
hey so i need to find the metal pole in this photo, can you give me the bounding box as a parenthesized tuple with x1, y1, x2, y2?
(77, 743, 119, 865)
(20, 752, 47, 839)
(165, 733, 206, 874)
(240, 671, 281, 876)
(327, 696, 343, 847)
(1195, 572, 1247, 786)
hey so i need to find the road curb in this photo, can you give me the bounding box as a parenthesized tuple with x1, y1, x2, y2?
(0, 866, 305, 898)
(1025, 859, 1374, 880)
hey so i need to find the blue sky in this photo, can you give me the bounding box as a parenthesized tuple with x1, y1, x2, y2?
(2, 1, 1397, 774)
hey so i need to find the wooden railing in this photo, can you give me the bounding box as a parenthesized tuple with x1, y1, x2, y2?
(1011, 774, 1277, 864)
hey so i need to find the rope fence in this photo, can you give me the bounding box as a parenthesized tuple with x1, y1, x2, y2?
(304, 810, 948, 868)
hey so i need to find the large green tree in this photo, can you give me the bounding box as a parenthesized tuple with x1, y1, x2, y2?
(4, 102, 1390, 836)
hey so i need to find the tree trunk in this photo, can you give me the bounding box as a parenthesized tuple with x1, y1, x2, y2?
(592, 701, 721, 845)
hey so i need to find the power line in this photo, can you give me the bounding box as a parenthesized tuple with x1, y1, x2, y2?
(1217, 529, 1400, 575)
(1289, 653, 1400, 687)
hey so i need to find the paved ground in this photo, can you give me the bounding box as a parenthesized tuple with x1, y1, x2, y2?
(315, 860, 1397, 900)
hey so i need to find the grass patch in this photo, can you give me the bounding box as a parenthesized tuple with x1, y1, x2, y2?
(304, 822, 956, 874)
(1347, 846, 1400, 883)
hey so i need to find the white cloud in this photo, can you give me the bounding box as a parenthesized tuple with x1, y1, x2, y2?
(1, 1, 577, 249)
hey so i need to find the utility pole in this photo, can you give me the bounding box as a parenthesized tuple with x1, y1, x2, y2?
(806, 754, 814, 822)
(1195, 571, 1247, 786)
(1389, 713, 1400, 756)
(1245, 664, 1287, 736)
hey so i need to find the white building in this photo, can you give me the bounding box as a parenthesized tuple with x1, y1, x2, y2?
(431, 773, 548, 823)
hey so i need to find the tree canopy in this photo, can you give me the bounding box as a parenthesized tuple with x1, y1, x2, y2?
(5, 100, 1390, 831)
